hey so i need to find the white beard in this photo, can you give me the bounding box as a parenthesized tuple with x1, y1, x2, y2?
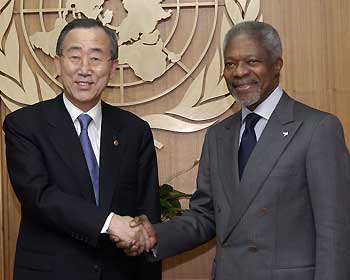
(228, 83, 262, 108)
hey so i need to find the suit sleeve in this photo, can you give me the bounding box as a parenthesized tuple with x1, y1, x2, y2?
(3, 114, 109, 248)
(306, 114, 350, 279)
(153, 130, 216, 260)
(134, 123, 162, 280)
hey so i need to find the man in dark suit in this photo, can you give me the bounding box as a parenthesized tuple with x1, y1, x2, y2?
(3, 18, 161, 280)
(124, 21, 350, 279)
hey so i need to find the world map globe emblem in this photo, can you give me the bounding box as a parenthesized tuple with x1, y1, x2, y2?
(20, 0, 219, 106)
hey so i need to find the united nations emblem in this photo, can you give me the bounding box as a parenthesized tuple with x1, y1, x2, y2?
(0, 0, 261, 147)
(20, 0, 218, 106)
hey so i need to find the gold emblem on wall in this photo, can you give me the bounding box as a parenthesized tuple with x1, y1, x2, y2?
(0, 0, 261, 148)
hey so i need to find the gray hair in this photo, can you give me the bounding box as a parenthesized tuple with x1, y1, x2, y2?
(223, 21, 282, 63)
(56, 18, 118, 60)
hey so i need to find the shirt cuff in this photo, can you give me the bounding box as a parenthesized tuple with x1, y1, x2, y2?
(151, 246, 158, 258)
(100, 212, 114, 233)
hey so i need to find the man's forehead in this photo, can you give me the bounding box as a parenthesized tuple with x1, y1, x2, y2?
(63, 27, 107, 42)
(62, 28, 110, 50)
(230, 33, 261, 45)
(226, 34, 268, 54)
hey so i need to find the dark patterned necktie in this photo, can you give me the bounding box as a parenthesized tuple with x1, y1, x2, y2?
(238, 113, 261, 179)
(78, 114, 99, 205)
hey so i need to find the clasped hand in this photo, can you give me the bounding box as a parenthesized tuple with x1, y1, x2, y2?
(107, 214, 156, 256)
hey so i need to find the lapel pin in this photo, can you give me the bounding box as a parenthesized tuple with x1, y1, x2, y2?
(282, 131, 289, 137)
(113, 139, 119, 146)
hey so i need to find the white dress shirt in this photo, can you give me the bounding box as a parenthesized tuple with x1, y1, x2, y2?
(63, 94, 113, 233)
(239, 86, 283, 144)
(63, 95, 102, 164)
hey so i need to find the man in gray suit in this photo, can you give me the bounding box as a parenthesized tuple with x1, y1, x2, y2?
(120, 21, 350, 279)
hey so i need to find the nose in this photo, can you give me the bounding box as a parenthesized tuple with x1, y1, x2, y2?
(234, 62, 250, 78)
(78, 57, 92, 76)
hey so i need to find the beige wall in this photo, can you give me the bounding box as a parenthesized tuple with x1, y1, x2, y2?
(1, 0, 350, 279)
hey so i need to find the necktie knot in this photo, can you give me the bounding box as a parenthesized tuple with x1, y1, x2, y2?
(244, 113, 261, 129)
(78, 114, 92, 131)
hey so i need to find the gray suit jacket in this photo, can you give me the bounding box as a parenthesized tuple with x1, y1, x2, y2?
(154, 93, 350, 280)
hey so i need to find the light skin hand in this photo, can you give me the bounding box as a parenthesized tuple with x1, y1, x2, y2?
(121, 214, 158, 256)
(107, 214, 145, 252)
(114, 224, 149, 256)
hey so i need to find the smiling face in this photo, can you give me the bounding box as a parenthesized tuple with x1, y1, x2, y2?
(223, 33, 283, 111)
(54, 27, 118, 112)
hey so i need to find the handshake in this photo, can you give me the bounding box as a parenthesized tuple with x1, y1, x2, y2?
(107, 214, 157, 256)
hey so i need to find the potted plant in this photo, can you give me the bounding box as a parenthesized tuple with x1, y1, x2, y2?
(159, 159, 198, 221)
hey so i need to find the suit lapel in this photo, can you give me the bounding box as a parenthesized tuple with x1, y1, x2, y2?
(98, 102, 123, 210)
(217, 113, 241, 203)
(44, 94, 96, 203)
(223, 93, 303, 241)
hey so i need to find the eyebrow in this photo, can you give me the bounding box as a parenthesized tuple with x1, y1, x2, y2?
(89, 48, 104, 54)
(65, 46, 104, 53)
(66, 46, 82, 52)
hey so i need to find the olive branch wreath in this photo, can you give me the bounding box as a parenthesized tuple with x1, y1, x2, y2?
(0, 0, 57, 112)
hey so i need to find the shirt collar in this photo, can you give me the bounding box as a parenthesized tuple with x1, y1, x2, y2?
(241, 86, 283, 122)
(63, 94, 102, 127)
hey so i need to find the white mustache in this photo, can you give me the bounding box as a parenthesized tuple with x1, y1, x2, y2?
(230, 80, 258, 87)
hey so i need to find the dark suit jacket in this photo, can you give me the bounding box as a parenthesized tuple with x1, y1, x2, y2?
(3, 94, 161, 280)
(154, 92, 350, 280)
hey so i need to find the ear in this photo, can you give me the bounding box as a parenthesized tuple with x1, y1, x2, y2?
(273, 57, 283, 76)
(54, 56, 61, 76)
(109, 59, 119, 79)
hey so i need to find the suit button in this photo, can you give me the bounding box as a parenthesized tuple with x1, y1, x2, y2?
(93, 264, 100, 272)
(248, 245, 258, 253)
(260, 208, 268, 216)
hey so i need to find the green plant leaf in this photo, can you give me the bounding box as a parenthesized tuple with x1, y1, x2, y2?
(169, 190, 192, 198)
(159, 183, 191, 221)
(169, 199, 181, 209)
(160, 198, 173, 208)
(159, 184, 173, 197)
